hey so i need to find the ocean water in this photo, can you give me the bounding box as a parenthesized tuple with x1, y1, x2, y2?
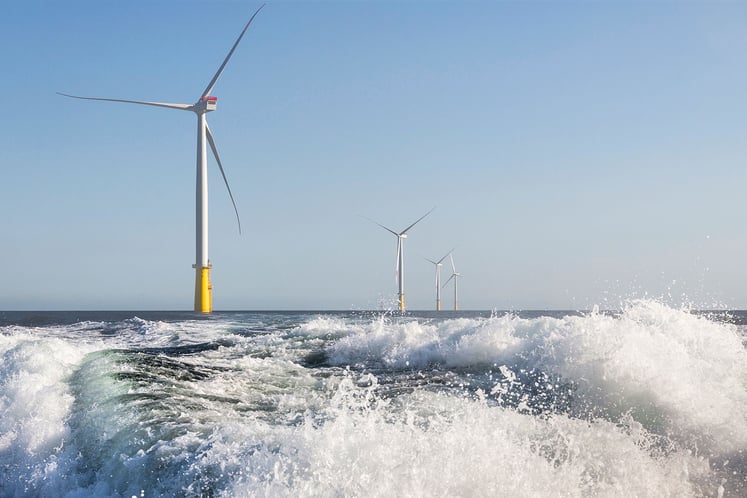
(1, 300, 746, 497)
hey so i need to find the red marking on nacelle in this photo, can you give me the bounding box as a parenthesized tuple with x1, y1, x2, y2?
(200, 96, 218, 102)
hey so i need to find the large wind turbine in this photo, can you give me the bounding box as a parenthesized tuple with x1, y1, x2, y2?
(443, 254, 461, 311)
(425, 249, 453, 311)
(58, 5, 265, 313)
(367, 208, 434, 312)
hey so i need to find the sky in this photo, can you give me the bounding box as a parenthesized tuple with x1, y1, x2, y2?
(2, 0, 747, 311)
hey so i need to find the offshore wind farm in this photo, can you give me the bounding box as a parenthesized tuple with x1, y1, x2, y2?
(6, 1, 747, 311)
(4, 2, 747, 496)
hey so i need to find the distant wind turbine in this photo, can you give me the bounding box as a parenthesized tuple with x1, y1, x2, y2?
(366, 208, 435, 312)
(425, 249, 453, 311)
(58, 4, 266, 313)
(443, 254, 461, 311)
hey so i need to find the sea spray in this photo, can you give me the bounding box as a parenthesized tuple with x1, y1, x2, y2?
(228, 375, 705, 497)
(0, 302, 745, 497)
(0, 335, 92, 496)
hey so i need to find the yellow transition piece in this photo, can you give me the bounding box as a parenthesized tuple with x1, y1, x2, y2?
(194, 265, 213, 313)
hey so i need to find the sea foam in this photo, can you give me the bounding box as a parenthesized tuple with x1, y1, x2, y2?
(1, 302, 745, 497)
(323, 300, 747, 459)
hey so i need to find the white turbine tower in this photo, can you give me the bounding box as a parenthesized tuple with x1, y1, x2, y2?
(58, 4, 265, 313)
(443, 254, 461, 311)
(425, 249, 453, 311)
(367, 208, 434, 312)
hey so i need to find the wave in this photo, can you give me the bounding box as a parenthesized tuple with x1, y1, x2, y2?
(0, 300, 744, 496)
(227, 382, 708, 497)
(322, 301, 747, 455)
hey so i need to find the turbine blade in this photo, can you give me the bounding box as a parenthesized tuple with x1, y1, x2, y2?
(443, 274, 455, 288)
(57, 93, 192, 111)
(400, 206, 435, 235)
(206, 122, 242, 234)
(437, 248, 455, 265)
(425, 257, 438, 265)
(450, 254, 457, 273)
(201, 4, 266, 99)
(362, 216, 399, 237)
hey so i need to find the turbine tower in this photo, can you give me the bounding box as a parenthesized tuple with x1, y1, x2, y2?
(425, 249, 453, 311)
(367, 208, 434, 312)
(58, 5, 265, 313)
(443, 254, 461, 311)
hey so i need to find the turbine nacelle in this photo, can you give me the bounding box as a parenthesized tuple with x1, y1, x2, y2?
(194, 96, 218, 113)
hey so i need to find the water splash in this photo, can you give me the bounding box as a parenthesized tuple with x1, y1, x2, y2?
(1, 301, 745, 497)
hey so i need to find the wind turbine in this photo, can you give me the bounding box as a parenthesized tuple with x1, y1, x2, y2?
(425, 249, 453, 311)
(443, 254, 461, 311)
(367, 208, 434, 312)
(58, 5, 266, 313)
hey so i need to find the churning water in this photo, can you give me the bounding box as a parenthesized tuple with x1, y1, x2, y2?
(1, 300, 746, 497)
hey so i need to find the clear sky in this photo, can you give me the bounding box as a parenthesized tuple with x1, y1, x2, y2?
(2, 1, 747, 311)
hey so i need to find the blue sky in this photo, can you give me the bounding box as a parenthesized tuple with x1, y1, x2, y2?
(2, 1, 747, 310)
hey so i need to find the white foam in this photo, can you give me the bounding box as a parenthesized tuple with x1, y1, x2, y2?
(293, 316, 357, 337)
(227, 379, 710, 497)
(0, 333, 95, 495)
(326, 300, 747, 458)
(2, 304, 744, 497)
(534, 301, 747, 455)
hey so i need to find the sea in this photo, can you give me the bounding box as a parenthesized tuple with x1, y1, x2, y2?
(1, 300, 746, 497)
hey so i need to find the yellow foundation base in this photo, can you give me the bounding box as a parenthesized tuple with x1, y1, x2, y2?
(399, 294, 405, 312)
(194, 265, 213, 313)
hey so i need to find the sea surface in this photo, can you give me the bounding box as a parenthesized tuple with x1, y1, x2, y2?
(1, 300, 746, 497)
